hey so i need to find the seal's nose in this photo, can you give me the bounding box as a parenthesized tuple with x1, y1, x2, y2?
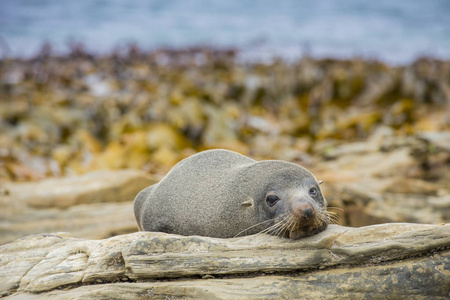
(301, 207, 313, 219)
(292, 201, 315, 220)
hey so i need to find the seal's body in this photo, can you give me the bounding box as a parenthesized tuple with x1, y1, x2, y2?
(134, 149, 329, 239)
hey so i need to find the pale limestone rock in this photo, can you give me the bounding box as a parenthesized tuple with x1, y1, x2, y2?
(1, 223, 449, 299)
(0, 170, 156, 245)
(6, 169, 155, 208)
(315, 133, 450, 227)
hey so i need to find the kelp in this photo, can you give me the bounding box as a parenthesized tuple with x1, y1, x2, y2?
(0, 47, 449, 181)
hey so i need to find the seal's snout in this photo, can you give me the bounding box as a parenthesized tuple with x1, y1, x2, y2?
(301, 206, 314, 219)
(284, 197, 328, 239)
(292, 201, 315, 220)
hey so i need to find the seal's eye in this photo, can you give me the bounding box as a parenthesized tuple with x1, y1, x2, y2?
(266, 195, 280, 207)
(309, 187, 318, 197)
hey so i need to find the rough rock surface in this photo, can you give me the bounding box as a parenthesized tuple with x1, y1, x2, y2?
(314, 128, 450, 226)
(0, 170, 156, 245)
(1, 223, 449, 299)
(1, 130, 449, 246)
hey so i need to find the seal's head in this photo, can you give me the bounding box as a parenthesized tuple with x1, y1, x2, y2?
(239, 160, 330, 239)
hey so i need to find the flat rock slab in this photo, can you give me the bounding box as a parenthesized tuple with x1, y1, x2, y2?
(4, 169, 156, 208)
(0, 170, 156, 245)
(1, 223, 449, 299)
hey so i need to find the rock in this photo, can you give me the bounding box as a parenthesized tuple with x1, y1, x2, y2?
(418, 130, 450, 152)
(314, 133, 450, 227)
(0, 201, 139, 247)
(416, 131, 450, 183)
(383, 177, 440, 195)
(5, 169, 155, 209)
(1, 223, 449, 299)
(429, 195, 450, 221)
(0, 170, 156, 245)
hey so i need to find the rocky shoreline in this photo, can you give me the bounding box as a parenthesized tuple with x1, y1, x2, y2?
(1, 48, 449, 181)
(0, 49, 449, 298)
(1, 224, 449, 299)
(1, 48, 449, 227)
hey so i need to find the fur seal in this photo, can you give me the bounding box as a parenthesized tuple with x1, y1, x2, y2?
(134, 149, 330, 239)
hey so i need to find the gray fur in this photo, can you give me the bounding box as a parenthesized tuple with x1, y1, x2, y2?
(134, 149, 327, 238)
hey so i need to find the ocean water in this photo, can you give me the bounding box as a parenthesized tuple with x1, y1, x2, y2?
(1, 0, 449, 64)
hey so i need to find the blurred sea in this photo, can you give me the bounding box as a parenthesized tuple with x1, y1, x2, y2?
(1, 0, 449, 64)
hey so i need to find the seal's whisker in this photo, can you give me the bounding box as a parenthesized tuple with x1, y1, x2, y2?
(328, 211, 340, 218)
(331, 216, 342, 225)
(288, 215, 298, 232)
(233, 218, 278, 238)
(330, 214, 341, 219)
(256, 224, 285, 238)
(327, 206, 344, 212)
(317, 211, 332, 225)
(280, 216, 295, 238)
(328, 212, 339, 220)
(283, 215, 296, 236)
(253, 215, 290, 236)
(256, 223, 282, 236)
(287, 219, 298, 238)
(265, 215, 291, 237)
(316, 212, 326, 222)
(327, 212, 342, 225)
(267, 218, 290, 237)
(275, 223, 289, 237)
(329, 216, 339, 225)
(283, 217, 295, 235)
(289, 218, 300, 236)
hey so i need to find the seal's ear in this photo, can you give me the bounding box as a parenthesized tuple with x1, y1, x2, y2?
(318, 180, 324, 185)
(241, 197, 254, 208)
